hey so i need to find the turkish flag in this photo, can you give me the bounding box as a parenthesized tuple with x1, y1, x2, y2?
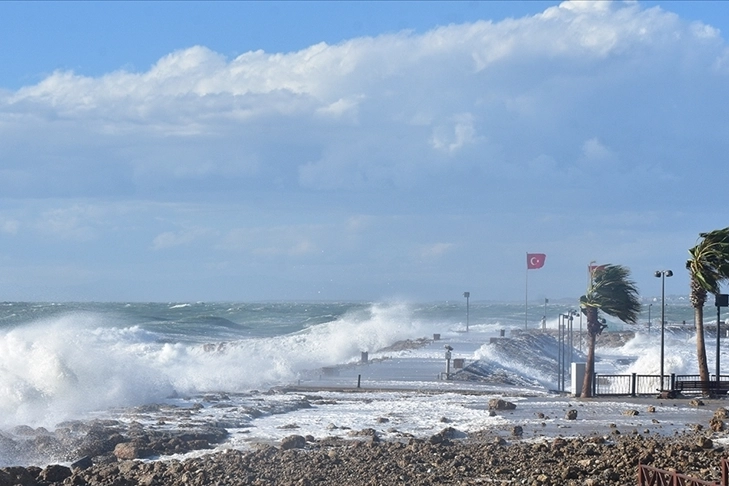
(527, 253, 546, 269)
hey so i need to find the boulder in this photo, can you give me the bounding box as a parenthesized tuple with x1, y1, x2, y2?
(488, 399, 516, 411)
(113, 442, 154, 460)
(280, 435, 307, 450)
(697, 437, 713, 449)
(38, 464, 72, 483)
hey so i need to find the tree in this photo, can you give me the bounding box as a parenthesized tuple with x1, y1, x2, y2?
(579, 264, 641, 398)
(686, 227, 729, 386)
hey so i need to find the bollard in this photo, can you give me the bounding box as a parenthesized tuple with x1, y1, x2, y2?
(361, 351, 368, 363)
(357, 374, 361, 388)
(500, 329, 505, 337)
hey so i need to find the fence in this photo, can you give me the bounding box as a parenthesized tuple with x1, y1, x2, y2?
(638, 459, 729, 486)
(593, 374, 728, 396)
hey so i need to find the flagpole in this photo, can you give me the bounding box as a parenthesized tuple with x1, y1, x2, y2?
(525, 253, 529, 330)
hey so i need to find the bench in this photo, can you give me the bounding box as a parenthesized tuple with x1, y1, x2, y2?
(674, 380, 729, 395)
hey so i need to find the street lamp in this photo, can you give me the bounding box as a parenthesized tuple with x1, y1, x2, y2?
(559, 313, 571, 392)
(655, 270, 673, 390)
(463, 292, 470, 332)
(648, 303, 652, 335)
(569, 309, 578, 364)
(715, 294, 728, 382)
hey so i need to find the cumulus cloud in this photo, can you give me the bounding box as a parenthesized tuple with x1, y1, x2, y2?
(0, 1, 727, 300)
(1, 1, 725, 204)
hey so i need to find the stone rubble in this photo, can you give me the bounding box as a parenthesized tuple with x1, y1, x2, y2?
(1, 405, 729, 486)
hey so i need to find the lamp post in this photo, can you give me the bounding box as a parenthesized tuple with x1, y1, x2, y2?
(648, 303, 652, 335)
(569, 309, 578, 364)
(557, 314, 564, 391)
(715, 294, 728, 382)
(560, 313, 570, 392)
(579, 309, 583, 352)
(463, 292, 470, 333)
(655, 270, 673, 390)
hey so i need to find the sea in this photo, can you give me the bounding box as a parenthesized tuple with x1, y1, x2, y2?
(0, 298, 722, 467)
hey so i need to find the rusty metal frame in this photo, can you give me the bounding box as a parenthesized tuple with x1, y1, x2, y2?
(638, 464, 720, 486)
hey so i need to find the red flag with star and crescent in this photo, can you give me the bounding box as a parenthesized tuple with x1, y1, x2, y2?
(527, 253, 546, 269)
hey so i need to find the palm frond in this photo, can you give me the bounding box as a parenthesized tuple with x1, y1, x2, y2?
(580, 264, 641, 324)
(687, 227, 729, 294)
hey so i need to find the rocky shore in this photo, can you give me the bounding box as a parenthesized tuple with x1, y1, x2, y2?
(2, 399, 729, 486)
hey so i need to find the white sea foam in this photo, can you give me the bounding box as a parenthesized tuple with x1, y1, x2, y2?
(0, 302, 432, 428)
(0, 300, 724, 467)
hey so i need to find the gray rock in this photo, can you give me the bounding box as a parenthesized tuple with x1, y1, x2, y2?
(280, 435, 307, 450)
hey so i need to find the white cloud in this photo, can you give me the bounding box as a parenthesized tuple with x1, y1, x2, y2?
(151, 228, 209, 250)
(419, 242, 454, 259)
(218, 226, 321, 257)
(0, 219, 19, 235)
(580, 137, 614, 166)
(36, 205, 101, 241)
(430, 113, 479, 153)
(1, 1, 728, 300)
(2, 2, 723, 201)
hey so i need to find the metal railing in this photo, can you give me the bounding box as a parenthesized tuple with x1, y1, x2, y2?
(637, 459, 729, 486)
(592, 374, 729, 396)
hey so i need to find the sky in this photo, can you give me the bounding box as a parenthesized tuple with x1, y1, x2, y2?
(0, 0, 728, 303)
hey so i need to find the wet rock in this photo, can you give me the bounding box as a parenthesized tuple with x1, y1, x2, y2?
(488, 399, 516, 411)
(280, 435, 307, 450)
(697, 437, 713, 449)
(710, 416, 725, 432)
(348, 428, 379, 442)
(3, 412, 729, 486)
(113, 442, 154, 460)
(70, 456, 93, 471)
(623, 409, 639, 416)
(0, 466, 36, 486)
(565, 409, 578, 420)
(38, 464, 72, 482)
(689, 399, 705, 407)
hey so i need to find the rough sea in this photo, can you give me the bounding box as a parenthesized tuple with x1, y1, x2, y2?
(0, 298, 720, 467)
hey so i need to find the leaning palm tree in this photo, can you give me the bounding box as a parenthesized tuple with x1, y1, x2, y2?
(579, 264, 641, 398)
(686, 227, 729, 385)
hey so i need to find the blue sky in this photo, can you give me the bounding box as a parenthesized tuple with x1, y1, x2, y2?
(0, 1, 727, 303)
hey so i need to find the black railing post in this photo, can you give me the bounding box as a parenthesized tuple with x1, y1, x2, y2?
(631, 373, 637, 397)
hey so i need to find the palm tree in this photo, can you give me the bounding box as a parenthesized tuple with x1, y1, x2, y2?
(579, 264, 641, 398)
(686, 227, 729, 385)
